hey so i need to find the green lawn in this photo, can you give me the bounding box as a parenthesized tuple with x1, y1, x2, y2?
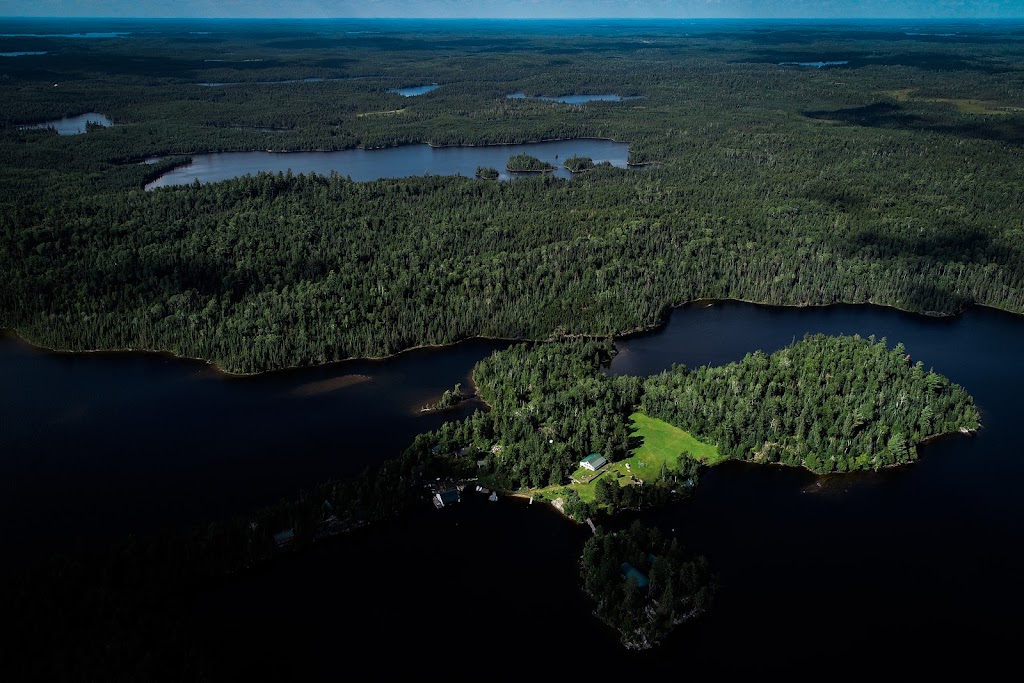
(628, 412, 724, 469)
(521, 412, 721, 506)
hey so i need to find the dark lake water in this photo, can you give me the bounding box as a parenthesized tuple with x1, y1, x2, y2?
(0, 333, 510, 552)
(507, 91, 644, 103)
(0, 51, 48, 56)
(388, 83, 440, 96)
(0, 32, 128, 38)
(779, 60, 849, 67)
(19, 112, 113, 135)
(4, 300, 1022, 673)
(144, 138, 632, 188)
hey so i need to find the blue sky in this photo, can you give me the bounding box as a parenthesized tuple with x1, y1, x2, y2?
(2, 0, 1021, 19)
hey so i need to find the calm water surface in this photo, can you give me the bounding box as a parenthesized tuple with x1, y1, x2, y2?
(779, 60, 849, 67)
(145, 139, 632, 188)
(0, 334, 508, 551)
(388, 84, 440, 96)
(3, 301, 1022, 673)
(507, 91, 644, 103)
(200, 302, 1023, 674)
(18, 112, 113, 135)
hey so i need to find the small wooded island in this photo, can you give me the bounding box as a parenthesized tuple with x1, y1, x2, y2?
(563, 155, 596, 172)
(421, 382, 465, 411)
(582, 522, 714, 649)
(474, 165, 500, 180)
(506, 152, 557, 172)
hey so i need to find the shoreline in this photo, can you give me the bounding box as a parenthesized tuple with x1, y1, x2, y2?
(2, 298, 1020, 378)
(142, 135, 635, 163)
(143, 136, 640, 188)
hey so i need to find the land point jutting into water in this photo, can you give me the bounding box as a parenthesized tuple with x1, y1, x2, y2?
(2, 13, 1023, 679)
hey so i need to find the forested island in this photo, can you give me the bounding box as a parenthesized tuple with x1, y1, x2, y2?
(401, 334, 977, 644)
(474, 165, 499, 180)
(405, 335, 978, 506)
(421, 382, 465, 411)
(582, 522, 714, 649)
(505, 152, 557, 172)
(563, 154, 596, 172)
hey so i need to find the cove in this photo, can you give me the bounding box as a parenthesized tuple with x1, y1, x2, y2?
(144, 138, 632, 188)
(19, 112, 113, 135)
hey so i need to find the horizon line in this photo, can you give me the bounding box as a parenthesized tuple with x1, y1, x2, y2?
(3, 15, 1023, 21)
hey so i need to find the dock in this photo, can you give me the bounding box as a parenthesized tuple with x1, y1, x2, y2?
(586, 518, 596, 533)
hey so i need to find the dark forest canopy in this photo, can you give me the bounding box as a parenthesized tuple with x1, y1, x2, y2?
(1, 20, 1023, 374)
(582, 521, 714, 649)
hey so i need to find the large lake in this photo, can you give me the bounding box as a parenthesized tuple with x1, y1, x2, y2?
(144, 139, 632, 188)
(3, 301, 1022, 672)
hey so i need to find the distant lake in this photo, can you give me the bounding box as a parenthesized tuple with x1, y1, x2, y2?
(507, 92, 644, 103)
(0, 32, 128, 38)
(388, 84, 440, 96)
(779, 60, 849, 67)
(19, 112, 113, 135)
(0, 51, 48, 57)
(145, 139, 632, 189)
(198, 77, 348, 86)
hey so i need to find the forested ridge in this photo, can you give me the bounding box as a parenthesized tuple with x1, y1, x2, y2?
(2, 166, 1022, 373)
(2, 20, 1024, 372)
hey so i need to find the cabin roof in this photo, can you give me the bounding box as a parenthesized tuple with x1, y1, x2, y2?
(620, 562, 650, 589)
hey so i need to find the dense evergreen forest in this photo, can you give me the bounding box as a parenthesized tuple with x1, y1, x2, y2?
(1, 19, 1024, 372)
(402, 334, 977, 503)
(643, 334, 980, 472)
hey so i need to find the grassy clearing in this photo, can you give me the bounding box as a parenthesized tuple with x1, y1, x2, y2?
(356, 108, 406, 117)
(518, 412, 720, 505)
(888, 89, 1018, 115)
